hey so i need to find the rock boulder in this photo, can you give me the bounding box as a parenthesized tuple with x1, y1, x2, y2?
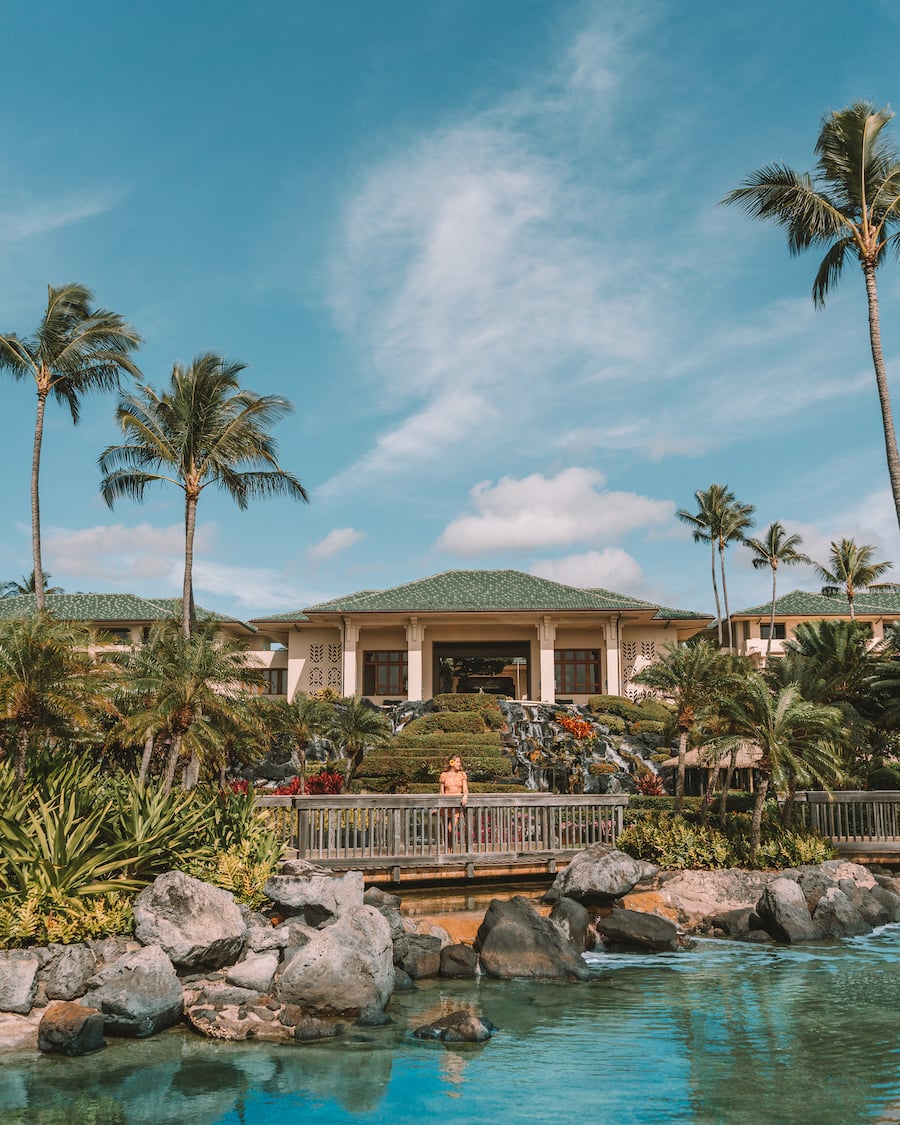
(38, 1002, 106, 1056)
(756, 877, 823, 944)
(549, 845, 646, 904)
(474, 896, 592, 981)
(133, 871, 246, 969)
(265, 869, 364, 927)
(414, 1009, 495, 1043)
(595, 907, 679, 952)
(85, 944, 184, 1037)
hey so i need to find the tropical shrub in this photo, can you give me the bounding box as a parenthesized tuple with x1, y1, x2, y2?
(630, 720, 667, 737)
(432, 694, 504, 726)
(588, 761, 618, 776)
(392, 733, 502, 750)
(555, 714, 595, 739)
(867, 766, 900, 790)
(587, 695, 643, 721)
(632, 698, 676, 723)
(593, 713, 626, 735)
(400, 712, 487, 736)
(635, 771, 665, 796)
(304, 769, 344, 794)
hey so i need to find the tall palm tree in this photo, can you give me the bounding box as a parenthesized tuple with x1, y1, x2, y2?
(723, 103, 900, 532)
(0, 613, 118, 786)
(0, 284, 141, 609)
(99, 353, 308, 637)
(327, 697, 392, 790)
(0, 571, 63, 599)
(744, 522, 812, 661)
(116, 622, 264, 792)
(709, 676, 844, 860)
(632, 639, 733, 815)
(814, 538, 892, 617)
(677, 484, 754, 648)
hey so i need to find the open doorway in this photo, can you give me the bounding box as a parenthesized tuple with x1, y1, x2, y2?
(432, 641, 531, 698)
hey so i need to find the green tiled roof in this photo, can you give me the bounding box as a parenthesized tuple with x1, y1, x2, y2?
(0, 592, 256, 631)
(253, 570, 711, 621)
(733, 588, 900, 618)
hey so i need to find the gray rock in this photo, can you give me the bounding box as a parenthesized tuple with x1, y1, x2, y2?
(871, 885, 900, 923)
(474, 896, 592, 981)
(133, 871, 247, 969)
(276, 905, 393, 1015)
(0, 954, 39, 1014)
(379, 905, 406, 942)
(797, 861, 876, 911)
(85, 944, 183, 1037)
(811, 887, 870, 938)
(656, 868, 774, 930)
(549, 897, 590, 951)
(440, 943, 478, 979)
(550, 844, 645, 904)
(225, 953, 279, 994)
(279, 859, 331, 877)
(393, 967, 416, 991)
(38, 1002, 106, 1056)
(246, 923, 292, 954)
(756, 877, 824, 944)
(393, 934, 442, 980)
(595, 907, 679, 952)
(710, 908, 756, 939)
(414, 1009, 494, 1043)
(364, 887, 401, 910)
(265, 869, 364, 927)
(45, 944, 97, 1001)
(197, 983, 261, 1007)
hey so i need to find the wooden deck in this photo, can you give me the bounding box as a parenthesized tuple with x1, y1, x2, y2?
(256, 793, 628, 883)
(798, 791, 900, 863)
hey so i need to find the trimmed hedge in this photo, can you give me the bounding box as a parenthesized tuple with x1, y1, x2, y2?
(630, 719, 667, 737)
(632, 698, 675, 723)
(400, 712, 487, 736)
(432, 693, 505, 726)
(351, 780, 525, 794)
(867, 766, 900, 790)
(587, 695, 644, 721)
(359, 754, 511, 781)
(394, 733, 501, 750)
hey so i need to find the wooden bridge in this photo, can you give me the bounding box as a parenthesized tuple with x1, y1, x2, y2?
(797, 791, 900, 862)
(256, 793, 628, 884)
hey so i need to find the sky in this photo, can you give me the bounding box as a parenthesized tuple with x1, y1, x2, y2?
(2, 0, 900, 622)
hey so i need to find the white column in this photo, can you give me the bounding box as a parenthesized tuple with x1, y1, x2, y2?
(605, 617, 622, 695)
(405, 616, 424, 701)
(538, 616, 556, 704)
(342, 618, 360, 696)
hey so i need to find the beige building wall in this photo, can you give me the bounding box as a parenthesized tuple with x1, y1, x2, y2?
(287, 627, 342, 699)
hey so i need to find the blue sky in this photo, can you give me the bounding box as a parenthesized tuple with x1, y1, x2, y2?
(2, 0, 899, 620)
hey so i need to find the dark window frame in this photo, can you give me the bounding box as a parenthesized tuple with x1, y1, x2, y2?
(554, 648, 601, 694)
(363, 650, 408, 696)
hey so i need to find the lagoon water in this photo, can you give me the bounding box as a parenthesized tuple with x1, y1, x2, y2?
(4, 928, 900, 1125)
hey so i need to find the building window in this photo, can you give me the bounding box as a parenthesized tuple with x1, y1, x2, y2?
(363, 650, 407, 695)
(101, 628, 132, 643)
(759, 623, 786, 640)
(554, 649, 601, 694)
(263, 668, 287, 695)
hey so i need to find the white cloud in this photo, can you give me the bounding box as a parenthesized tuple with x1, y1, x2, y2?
(308, 527, 365, 564)
(531, 548, 646, 592)
(437, 467, 674, 555)
(0, 187, 120, 242)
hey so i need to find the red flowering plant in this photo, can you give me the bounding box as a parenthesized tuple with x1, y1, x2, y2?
(635, 770, 665, 796)
(304, 769, 344, 794)
(555, 713, 595, 741)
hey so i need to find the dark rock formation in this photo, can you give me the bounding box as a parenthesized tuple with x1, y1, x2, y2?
(595, 907, 679, 952)
(85, 945, 184, 1037)
(38, 1001, 106, 1055)
(440, 943, 478, 978)
(756, 878, 824, 944)
(549, 897, 591, 951)
(413, 1009, 495, 1043)
(474, 896, 592, 981)
(548, 844, 647, 904)
(393, 933, 442, 980)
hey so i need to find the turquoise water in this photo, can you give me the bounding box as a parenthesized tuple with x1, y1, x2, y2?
(4, 928, 900, 1124)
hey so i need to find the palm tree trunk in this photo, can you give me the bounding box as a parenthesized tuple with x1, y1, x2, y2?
(710, 542, 723, 646)
(674, 730, 688, 816)
(766, 566, 777, 663)
(184, 749, 200, 790)
(781, 770, 797, 828)
(183, 494, 198, 637)
(719, 543, 733, 650)
(718, 748, 738, 829)
(862, 261, 900, 534)
(749, 773, 770, 864)
(31, 388, 48, 612)
(701, 766, 720, 825)
(163, 735, 182, 795)
(138, 732, 155, 786)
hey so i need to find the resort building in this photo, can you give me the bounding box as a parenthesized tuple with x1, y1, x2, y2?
(727, 588, 900, 667)
(250, 569, 712, 706)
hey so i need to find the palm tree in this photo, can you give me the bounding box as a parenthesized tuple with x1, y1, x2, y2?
(632, 639, 733, 815)
(0, 571, 63, 599)
(709, 675, 844, 860)
(326, 697, 391, 790)
(99, 353, 308, 637)
(677, 484, 754, 648)
(268, 693, 333, 792)
(0, 613, 118, 786)
(723, 103, 900, 532)
(814, 538, 892, 617)
(744, 523, 812, 661)
(0, 284, 141, 609)
(116, 622, 264, 792)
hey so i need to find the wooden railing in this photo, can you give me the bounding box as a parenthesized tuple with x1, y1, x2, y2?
(256, 793, 627, 869)
(797, 791, 900, 853)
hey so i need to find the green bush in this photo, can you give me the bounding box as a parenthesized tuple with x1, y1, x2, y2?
(867, 766, 900, 790)
(400, 712, 487, 736)
(629, 719, 667, 737)
(432, 694, 505, 727)
(359, 753, 512, 781)
(632, 698, 675, 723)
(593, 713, 626, 735)
(393, 733, 502, 750)
(587, 695, 643, 721)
